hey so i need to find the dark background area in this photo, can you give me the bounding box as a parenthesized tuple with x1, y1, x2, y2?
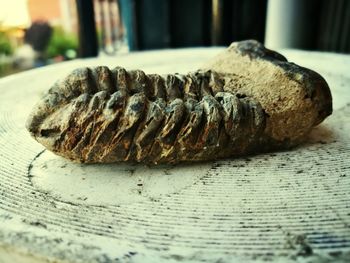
(77, 0, 350, 56)
(117, 0, 267, 50)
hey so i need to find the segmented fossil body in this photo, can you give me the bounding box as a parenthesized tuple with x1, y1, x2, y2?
(26, 40, 332, 164)
(27, 67, 266, 164)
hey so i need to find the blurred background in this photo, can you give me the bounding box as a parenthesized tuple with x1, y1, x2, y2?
(0, 0, 349, 77)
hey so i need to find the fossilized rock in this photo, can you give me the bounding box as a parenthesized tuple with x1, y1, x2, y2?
(202, 40, 332, 146)
(26, 40, 332, 164)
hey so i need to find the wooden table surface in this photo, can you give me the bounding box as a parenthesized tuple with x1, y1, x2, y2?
(0, 48, 349, 263)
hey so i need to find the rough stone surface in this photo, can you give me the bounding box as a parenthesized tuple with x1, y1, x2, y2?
(26, 69, 266, 164)
(202, 40, 332, 146)
(26, 40, 332, 164)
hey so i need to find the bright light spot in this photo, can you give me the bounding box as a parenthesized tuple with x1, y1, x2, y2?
(0, 0, 30, 28)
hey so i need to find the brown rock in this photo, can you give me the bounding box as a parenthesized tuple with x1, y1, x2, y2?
(26, 40, 332, 164)
(202, 40, 332, 149)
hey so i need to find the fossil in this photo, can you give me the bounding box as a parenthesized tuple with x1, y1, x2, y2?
(26, 40, 332, 164)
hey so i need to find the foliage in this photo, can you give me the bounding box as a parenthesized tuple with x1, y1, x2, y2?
(46, 27, 78, 59)
(0, 31, 13, 55)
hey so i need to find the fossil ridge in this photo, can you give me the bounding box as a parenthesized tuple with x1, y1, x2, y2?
(26, 40, 332, 164)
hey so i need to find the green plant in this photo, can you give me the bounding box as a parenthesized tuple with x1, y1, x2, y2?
(46, 27, 78, 59)
(0, 31, 13, 55)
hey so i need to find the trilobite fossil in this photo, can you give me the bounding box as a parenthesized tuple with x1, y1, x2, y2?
(26, 40, 332, 164)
